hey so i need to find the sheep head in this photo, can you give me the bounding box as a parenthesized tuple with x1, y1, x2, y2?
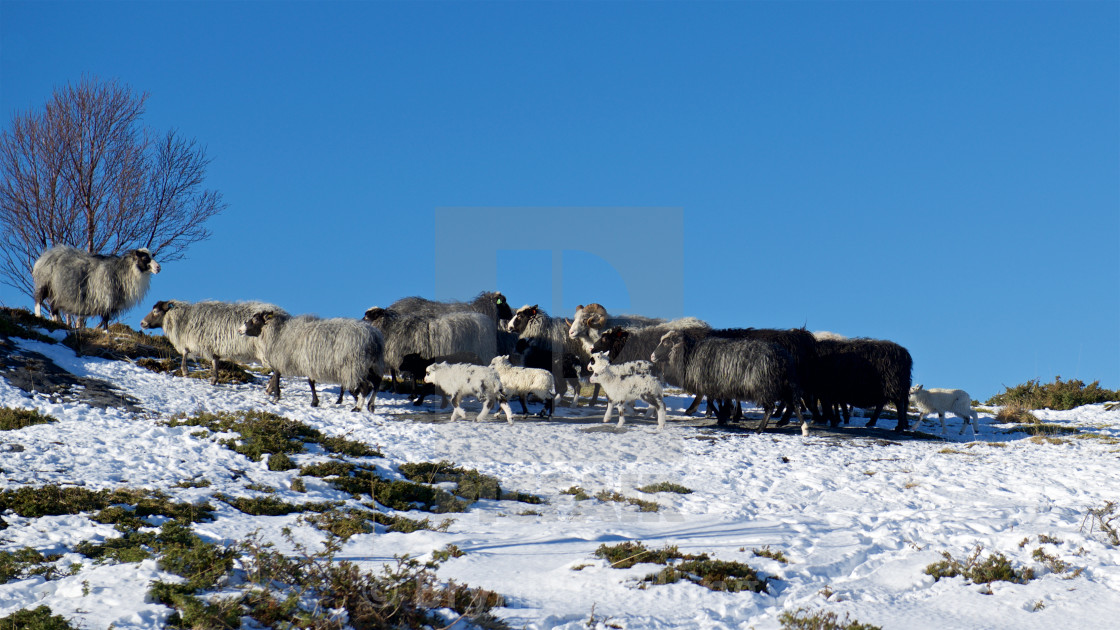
(239, 310, 276, 337)
(132, 248, 161, 274)
(139, 300, 174, 329)
(492, 291, 513, 322)
(568, 303, 607, 339)
(507, 304, 540, 334)
(651, 330, 685, 363)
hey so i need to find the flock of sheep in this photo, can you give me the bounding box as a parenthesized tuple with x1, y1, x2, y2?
(27, 245, 982, 436)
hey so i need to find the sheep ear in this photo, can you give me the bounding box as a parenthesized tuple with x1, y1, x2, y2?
(263, 312, 274, 321)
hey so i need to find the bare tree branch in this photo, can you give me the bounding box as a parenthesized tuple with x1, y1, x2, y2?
(0, 76, 226, 298)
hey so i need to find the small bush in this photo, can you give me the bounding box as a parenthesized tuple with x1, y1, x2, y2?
(594, 490, 660, 512)
(166, 410, 383, 463)
(0, 407, 57, 431)
(215, 494, 340, 517)
(0, 605, 75, 629)
(778, 607, 881, 630)
(753, 546, 789, 563)
(987, 376, 1120, 410)
(303, 509, 376, 540)
(0, 486, 214, 523)
(399, 460, 544, 505)
(0, 548, 63, 583)
(924, 545, 1035, 585)
(1082, 501, 1120, 546)
(641, 558, 768, 593)
(560, 486, 591, 500)
(431, 544, 465, 562)
(995, 404, 1039, 424)
(594, 541, 699, 569)
(636, 482, 693, 494)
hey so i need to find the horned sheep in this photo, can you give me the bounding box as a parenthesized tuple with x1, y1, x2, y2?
(140, 300, 285, 384)
(910, 384, 979, 436)
(33, 245, 161, 330)
(239, 311, 385, 412)
(423, 362, 514, 423)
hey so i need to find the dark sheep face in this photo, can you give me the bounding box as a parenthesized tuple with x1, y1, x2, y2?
(132, 249, 161, 274)
(363, 307, 386, 323)
(493, 292, 513, 322)
(239, 311, 273, 337)
(506, 304, 539, 334)
(651, 331, 684, 364)
(590, 327, 629, 355)
(139, 300, 173, 329)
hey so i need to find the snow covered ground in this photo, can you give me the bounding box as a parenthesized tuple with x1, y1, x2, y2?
(2, 331, 1120, 629)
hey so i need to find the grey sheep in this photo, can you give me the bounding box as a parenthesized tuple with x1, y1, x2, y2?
(651, 330, 808, 434)
(33, 245, 161, 330)
(239, 311, 385, 412)
(363, 307, 498, 390)
(390, 291, 517, 355)
(140, 300, 286, 384)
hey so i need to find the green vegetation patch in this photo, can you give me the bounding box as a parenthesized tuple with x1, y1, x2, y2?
(753, 546, 789, 563)
(636, 482, 693, 495)
(640, 558, 768, 593)
(594, 490, 660, 512)
(0, 605, 76, 630)
(0, 307, 64, 344)
(215, 494, 340, 517)
(0, 548, 64, 583)
(560, 485, 591, 500)
(157, 533, 507, 630)
(987, 376, 1119, 410)
(399, 460, 544, 505)
(0, 485, 214, 524)
(0, 407, 57, 431)
(325, 465, 467, 513)
(62, 323, 178, 360)
(778, 608, 881, 630)
(165, 410, 381, 467)
(924, 545, 1035, 586)
(595, 541, 768, 593)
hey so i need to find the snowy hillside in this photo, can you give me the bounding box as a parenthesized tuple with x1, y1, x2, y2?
(2, 325, 1120, 629)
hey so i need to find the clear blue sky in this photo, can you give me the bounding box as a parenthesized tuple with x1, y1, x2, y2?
(2, 1, 1117, 401)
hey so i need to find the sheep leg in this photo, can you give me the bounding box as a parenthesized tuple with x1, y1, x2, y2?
(476, 397, 491, 422)
(336, 388, 345, 405)
(938, 412, 947, 434)
(894, 398, 910, 432)
(210, 358, 221, 385)
(518, 395, 531, 416)
(865, 403, 884, 428)
(732, 400, 743, 421)
(588, 383, 601, 406)
(842, 404, 851, 424)
(499, 399, 515, 424)
(266, 372, 282, 400)
(616, 402, 627, 427)
(602, 401, 615, 424)
(567, 378, 581, 407)
(795, 405, 809, 436)
(309, 379, 320, 407)
(99, 316, 111, 332)
(756, 405, 775, 432)
(642, 394, 667, 430)
(440, 394, 450, 409)
(683, 394, 703, 416)
(179, 353, 190, 378)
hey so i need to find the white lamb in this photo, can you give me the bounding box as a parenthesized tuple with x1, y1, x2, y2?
(489, 355, 557, 418)
(909, 384, 979, 436)
(424, 362, 514, 423)
(588, 352, 667, 429)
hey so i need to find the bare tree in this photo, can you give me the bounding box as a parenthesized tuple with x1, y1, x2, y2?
(0, 76, 225, 299)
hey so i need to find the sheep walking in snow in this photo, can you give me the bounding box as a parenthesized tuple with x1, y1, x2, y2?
(814, 338, 913, 431)
(33, 245, 161, 330)
(651, 330, 808, 434)
(423, 362, 514, 423)
(489, 355, 557, 418)
(363, 307, 497, 392)
(910, 384, 979, 436)
(398, 351, 483, 407)
(140, 300, 285, 384)
(239, 311, 384, 412)
(588, 352, 667, 429)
